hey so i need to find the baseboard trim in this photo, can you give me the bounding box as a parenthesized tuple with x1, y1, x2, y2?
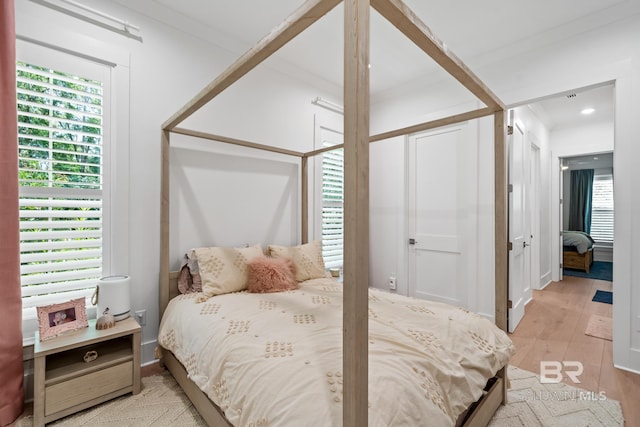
(540, 271, 552, 289)
(478, 312, 495, 322)
(142, 339, 158, 365)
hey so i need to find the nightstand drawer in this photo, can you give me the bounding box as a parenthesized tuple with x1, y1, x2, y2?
(45, 361, 133, 416)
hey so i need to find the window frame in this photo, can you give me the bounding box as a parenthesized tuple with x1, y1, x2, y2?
(590, 168, 614, 245)
(17, 54, 109, 322)
(313, 113, 344, 269)
(16, 28, 130, 343)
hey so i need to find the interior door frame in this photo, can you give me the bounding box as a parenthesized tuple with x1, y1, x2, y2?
(529, 140, 541, 291)
(507, 111, 531, 332)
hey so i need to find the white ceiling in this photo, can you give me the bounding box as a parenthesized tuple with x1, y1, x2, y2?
(530, 84, 615, 130)
(118, 0, 634, 126)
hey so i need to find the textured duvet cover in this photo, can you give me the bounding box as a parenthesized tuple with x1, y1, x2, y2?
(158, 277, 514, 427)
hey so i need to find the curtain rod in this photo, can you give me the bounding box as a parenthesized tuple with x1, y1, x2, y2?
(32, 0, 141, 33)
(312, 97, 344, 114)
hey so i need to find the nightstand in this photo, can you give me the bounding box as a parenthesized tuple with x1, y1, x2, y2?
(33, 317, 141, 426)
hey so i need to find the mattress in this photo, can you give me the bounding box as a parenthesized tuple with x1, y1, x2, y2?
(158, 277, 515, 427)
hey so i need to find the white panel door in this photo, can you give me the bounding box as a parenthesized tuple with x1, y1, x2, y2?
(408, 124, 473, 307)
(508, 113, 531, 332)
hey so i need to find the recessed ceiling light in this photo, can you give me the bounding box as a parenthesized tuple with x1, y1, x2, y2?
(594, 157, 599, 160)
(581, 108, 595, 115)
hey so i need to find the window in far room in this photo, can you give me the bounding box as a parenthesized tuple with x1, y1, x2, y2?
(319, 127, 344, 269)
(590, 169, 614, 244)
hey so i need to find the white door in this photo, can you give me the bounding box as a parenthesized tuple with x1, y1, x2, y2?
(408, 124, 474, 308)
(508, 112, 531, 332)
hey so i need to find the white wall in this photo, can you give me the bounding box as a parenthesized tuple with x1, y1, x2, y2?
(372, 12, 640, 372)
(15, 0, 342, 364)
(369, 87, 498, 321)
(16, 0, 640, 373)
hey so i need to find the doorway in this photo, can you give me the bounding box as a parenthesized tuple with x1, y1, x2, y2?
(507, 82, 614, 331)
(559, 152, 614, 282)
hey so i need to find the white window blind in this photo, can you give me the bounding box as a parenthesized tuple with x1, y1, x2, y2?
(321, 134, 344, 269)
(591, 172, 614, 243)
(17, 61, 104, 319)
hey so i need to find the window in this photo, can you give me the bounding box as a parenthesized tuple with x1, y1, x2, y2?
(320, 128, 344, 268)
(17, 59, 106, 320)
(590, 170, 614, 243)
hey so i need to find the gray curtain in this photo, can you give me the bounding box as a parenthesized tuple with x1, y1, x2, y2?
(568, 169, 594, 233)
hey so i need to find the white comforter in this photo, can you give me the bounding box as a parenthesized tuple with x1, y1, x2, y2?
(159, 278, 514, 426)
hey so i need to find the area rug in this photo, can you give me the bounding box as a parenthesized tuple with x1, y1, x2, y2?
(564, 261, 613, 281)
(585, 314, 613, 341)
(13, 366, 623, 427)
(593, 289, 613, 304)
(488, 366, 623, 426)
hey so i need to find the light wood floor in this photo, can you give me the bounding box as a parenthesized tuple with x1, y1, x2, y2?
(509, 275, 640, 425)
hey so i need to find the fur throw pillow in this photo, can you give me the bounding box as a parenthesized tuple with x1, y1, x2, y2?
(246, 257, 297, 293)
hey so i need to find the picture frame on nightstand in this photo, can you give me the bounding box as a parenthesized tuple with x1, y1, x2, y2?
(36, 297, 89, 341)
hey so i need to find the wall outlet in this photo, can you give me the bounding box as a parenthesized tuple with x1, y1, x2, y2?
(388, 276, 397, 290)
(134, 309, 147, 326)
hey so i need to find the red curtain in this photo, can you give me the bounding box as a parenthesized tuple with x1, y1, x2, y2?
(0, 0, 25, 425)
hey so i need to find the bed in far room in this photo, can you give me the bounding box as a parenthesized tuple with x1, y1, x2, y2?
(563, 230, 595, 273)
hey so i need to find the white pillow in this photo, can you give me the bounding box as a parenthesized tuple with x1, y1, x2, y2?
(267, 240, 326, 282)
(192, 244, 264, 296)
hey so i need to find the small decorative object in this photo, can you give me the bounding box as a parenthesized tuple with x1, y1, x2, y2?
(83, 350, 98, 363)
(36, 298, 89, 341)
(330, 268, 341, 278)
(96, 307, 116, 330)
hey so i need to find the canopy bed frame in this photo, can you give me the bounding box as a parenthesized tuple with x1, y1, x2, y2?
(159, 0, 509, 425)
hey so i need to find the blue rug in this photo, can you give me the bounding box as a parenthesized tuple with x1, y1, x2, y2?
(563, 261, 613, 281)
(592, 290, 613, 304)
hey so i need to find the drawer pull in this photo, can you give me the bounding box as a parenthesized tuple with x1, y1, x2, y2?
(83, 350, 98, 363)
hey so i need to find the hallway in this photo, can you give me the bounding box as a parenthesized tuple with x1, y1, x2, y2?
(508, 276, 640, 424)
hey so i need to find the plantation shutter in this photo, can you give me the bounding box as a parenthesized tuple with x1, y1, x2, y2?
(321, 137, 344, 268)
(17, 61, 104, 319)
(590, 171, 614, 243)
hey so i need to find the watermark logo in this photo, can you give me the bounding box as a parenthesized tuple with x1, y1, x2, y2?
(528, 390, 608, 401)
(530, 361, 607, 401)
(540, 361, 583, 384)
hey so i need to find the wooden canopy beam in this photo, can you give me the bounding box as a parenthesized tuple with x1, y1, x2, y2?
(304, 107, 494, 158)
(162, 0, 341, 130)
(159, 130, 170, 316)
(494, 110, 508, 332)
(343, 0, 370, 425)
(369, 107, 494, 142)
(371, 0, 505, 111)
(171, 127, 304, 157)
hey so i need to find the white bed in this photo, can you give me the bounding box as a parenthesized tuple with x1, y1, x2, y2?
(159, 277, 514, 426)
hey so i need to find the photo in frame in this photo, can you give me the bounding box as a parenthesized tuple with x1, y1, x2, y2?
(36, 297, 89, 341)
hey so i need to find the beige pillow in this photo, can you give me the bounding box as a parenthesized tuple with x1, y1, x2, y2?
(192, 244, 264, 296)
(267, 240, 326, 282)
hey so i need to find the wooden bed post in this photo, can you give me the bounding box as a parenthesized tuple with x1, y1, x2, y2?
(343, 0, 370, 425)
(160, 130, 171, 316)
(301, 156, 309, 244)
(494, 110, 508, 333)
